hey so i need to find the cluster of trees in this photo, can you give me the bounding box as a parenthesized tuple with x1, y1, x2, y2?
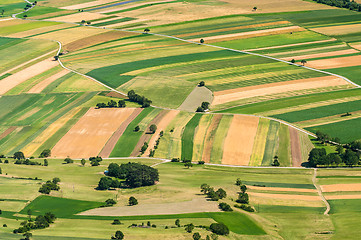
(89, 156, 102, 166)
(96, 99, 126, 108)
(81, 20, 91, 25)
(315, 130, 340, 144)
(99, 162, 159, 189)
(140, 142, 148, 154)
(236, 179, 249, 204)
(127, 90, 152, 108)
(13, 212, 56, 234)
(38, 178, 60, 194)
(234, 203, 255, 212)
(64, 158, 74, 164)
(308, 147, 360, 167)
(101, 199, 117, 207)
(97, 176, 121, 190)
(111, 230, 124, 240)
(209, 223, 229, 236)
(219, 202, 233, 212)
(196, 102, 210, 112)
(0, 159, 9, 164)
(200, 184, 227, 201)
(39, 149, 51, 158)
(313, 0, 361, 11)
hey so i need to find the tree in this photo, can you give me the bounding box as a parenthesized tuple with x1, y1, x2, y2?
(308, 148, 327, 167)
(97, 177, 113, 190)
(301, 59, 307, 66)
(44, 159, 48, 166)
(219, 202, 232, 211)
(23, 232, 32, 240)
(105, 199, 116, 206)
(86, 21, 91, 25)
(193, 232, 201, 240)
(134, 125, 140, 132)
(64, 158, 73, 164)
(1, 9, 4, 16)
(144, 28, 150, 33)
(27, 209, 32, 220)
(235, 178, 242, 186)
(118, 100, 126, 108)
(272, 156, 280, 166)
(175, 219, 180, 227)
(39, 149, 51, 158)
(215, 188, 226, 199)
(81, 20, 86, 24)
(111, 230, 124, 240)
(237, 192, 249, 204)
(52, 177, 60, 184)
(185, 223, 194, 233)
(14, 151, 25, 160)
(196, 107, 204, 112)
(210, 222, 229, 235)
(0, 167, 1, 174)
(253, 6, 257, 11)
(199, 81, 205, 87)
(184, 161, 193, 168)
(112, 219, 121, 225)
(201, 102, 210, 110)
(128, 196, 138, 206)
(149, 124, 157, 134)
(200, 39, 204, 44)
(343, 149, 359, 167)
(81, 159, 86, 166)
(290, 59, 296, 63)
(336, 145, 345, 154)
(240, 184, 247, 193)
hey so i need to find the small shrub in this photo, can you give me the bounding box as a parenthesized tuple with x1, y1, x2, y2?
(171, 158, 180, 162)
(112, 219, 122, 225)
(209, 223, 229, 235)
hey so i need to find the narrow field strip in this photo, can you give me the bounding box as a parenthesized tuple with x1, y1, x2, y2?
(201, 115, 222, 163)
(247, 185, 317, 193)
(0, 57, 59, 94)
(245, 39, 337, 51)
(282, 49, 359, 61)
(48, 12, 106, 22)
(27, 69, 69, 93)
(52, 108, 136, 158)
(307, 54, 361, 69)
(180, 113, 201, 160)
(60, 0, 119, 10)
(267, 43, 347, 57)
(321, 183, 361, 192)
(325, 195, 361, 200)
(99, 108, 143, 158)
(212, 76, 348, 106)
(250, 118, 270, 166)
(146, 110, 179, 156)
(0, 127, 17, 141)
(222, 115, 259, 166)
(192, 114, 212, 162)
(289, 127, 302, 167)
(261, 121, 280, 166)
(249, 192, 321, 201)
(210, 115, 233, 164)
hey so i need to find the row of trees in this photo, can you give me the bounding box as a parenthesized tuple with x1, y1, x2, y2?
(200, 184, 227, 201)
(96, 100, 126, 109)
(313, 0, 361, 11)
(308, 148, 360, 167)
(127, 90, 152, 108)
(13, 212, 56, 234)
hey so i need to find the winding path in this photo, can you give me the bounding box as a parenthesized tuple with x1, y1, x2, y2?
(312, 168, 330, 215)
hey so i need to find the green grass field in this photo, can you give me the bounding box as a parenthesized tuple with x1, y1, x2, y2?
(181, 114, 202, 160)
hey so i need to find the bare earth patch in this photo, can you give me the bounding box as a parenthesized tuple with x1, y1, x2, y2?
(222, 115, 259, 166)
(289, 127, 302, 167)
(248, 185, 317, 193)
(0, 127, 17, 141)
(321, 183, 361, 192)
(249, 192, 321, 201)
(212, 76, 349, 106)
(0, 57, 59, 94)
(78, 198, 220, 216)
(325, 195, 361, 200)
(307, 55, 361, 69)
(145, 110, 179, 156)
(52, 108, 136, 158)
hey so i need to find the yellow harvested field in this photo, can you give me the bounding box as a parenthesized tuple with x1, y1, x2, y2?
(145, 110, 179, 156)
(97, 0, 174, 13)
(79, 198, 220, 216)
(307, 55, 361, 69)
(248, 185, 317, 193)
(269, 44, 347, 57)
(34, 27, 107, 45)
(0, 57, 59, 94)
(52, 108, 136, 158)
(249, 192, 321, 201)
(212, 76, 349, 105)
(21, 107, 82, 156)
(7, 23, 71, 38)
(325, 195, 361, 200)
(176, 20, 290, 38)
(189, 26, 304, 42)
(312, 23, 361, 35)
(104, 18, 146, 29)
(246, 39, 337, 51)
(222, 115, 259, 166)
(27, 69, 70, 93)
(321, 183, 361, 192)
(282, 49, 359, 61)
(61, 0, 119, 10)
(48, 12, 106, 22)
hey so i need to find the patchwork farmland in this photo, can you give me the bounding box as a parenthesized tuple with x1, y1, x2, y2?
(1, 0, 361, 239)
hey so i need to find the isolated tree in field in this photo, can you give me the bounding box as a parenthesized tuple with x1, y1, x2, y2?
(144, 28, 150, 33)
(111, 230, 124, 240)
(301, 59, 307, 66)
(128, 196, 138, 206)
(87, 21, 91, 25)
(210, 222, 229, 235)
(272, 155, 280, 166)
(39, 149, 51, 158)
(193, 232, 201, 240)
(175, 219, 180, 227)
(253, 6, 257, 11)
(44, 159, 48, 166)
(185, 223, 194, 233)
(290, 59, 296, 63)
(184, 161, 193, 169)
(149, 124, 157, 134)
(23, 15, 27, 18)
(200, 38, 204, 44)
(14, 151, 25, 160)
(199, 81, 205, 87)
(81, 20, 86, 24)
(81, 159, 86, 166)
(134, 125, 140, 132)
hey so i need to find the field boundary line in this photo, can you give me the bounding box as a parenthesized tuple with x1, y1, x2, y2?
(313, 168, 330, 215)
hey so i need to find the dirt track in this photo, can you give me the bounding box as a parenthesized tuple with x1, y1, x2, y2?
(289, 126, 302, 167)
(0, 127, 17, 140)
(99, 108, 143, 158)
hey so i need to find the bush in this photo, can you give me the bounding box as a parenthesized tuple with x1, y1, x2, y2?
(39, 149, 51, 158)
(129, 196, 138, 206)
(198, 161, 205, 165)
(171, 158, 180, 162)
(236, 192, 249, 204)
(199, 81, 205, 87)
(105, 199, 116, 207)
(219, 202, 233, 211)
(64, 158, 73, 164)
(209, 223, 229, 235)
(112, 219, 122, 225)
(234, 204, 255, 212)
(39, 178, 60, 194)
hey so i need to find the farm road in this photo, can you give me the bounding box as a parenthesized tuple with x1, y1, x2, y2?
(313, 168, 330, 215)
